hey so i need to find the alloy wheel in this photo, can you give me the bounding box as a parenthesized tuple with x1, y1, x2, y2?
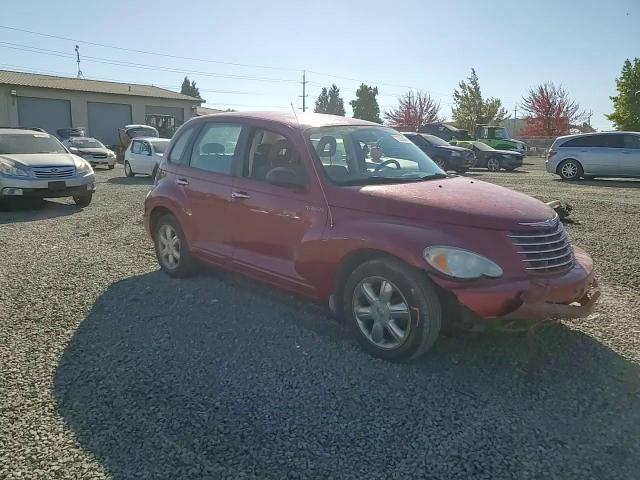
(157, 224, 181, 269)
(352, 276, 411, 350)
(487, 158, 501, 171)
(561, 161, 578, 179)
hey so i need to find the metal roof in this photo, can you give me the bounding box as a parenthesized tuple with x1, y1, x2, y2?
(0, 69, 202, 102)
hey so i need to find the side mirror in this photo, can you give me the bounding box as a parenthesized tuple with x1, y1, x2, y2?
(266, 167, 306, 189)
(69, 147, 79, 154)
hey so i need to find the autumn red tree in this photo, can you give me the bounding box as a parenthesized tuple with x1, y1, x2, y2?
(520, 82, 585, 137)
(384, 91, 442, 130)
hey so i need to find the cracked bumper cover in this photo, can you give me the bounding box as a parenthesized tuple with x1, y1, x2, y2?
(438, 247, 600, 321)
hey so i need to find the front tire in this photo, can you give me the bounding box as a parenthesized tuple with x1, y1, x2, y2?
(558, 159, 583, 180)
(343, 258, 441, 361)
(153, 214, 196, 278)
(124, 161, 135, 177)
(486, 156, 502, 171)
(73, 194, 92, 207)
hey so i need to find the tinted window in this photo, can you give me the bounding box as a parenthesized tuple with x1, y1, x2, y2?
(189, 123, 242, 175)
(419, 134, 450, 147)
(624, 134, 640, 149)
(563, 135, 623, 148)
(243, 129, 305, 184)
(168, 127, 196, 164)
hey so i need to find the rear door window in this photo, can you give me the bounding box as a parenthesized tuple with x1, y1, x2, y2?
(188, 123, 242, 175)
(131, 140, 141, 154)
(594, 134, 624, 148)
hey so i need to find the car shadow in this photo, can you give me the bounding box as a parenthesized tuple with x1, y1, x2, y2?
(553, 178, 640, 189)
(0, 199, 81, 224)
(54, 269, 640, 479)
(107, 176, 154, 185)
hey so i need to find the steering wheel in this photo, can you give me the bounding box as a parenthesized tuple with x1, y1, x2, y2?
(373, 159, 401, 172)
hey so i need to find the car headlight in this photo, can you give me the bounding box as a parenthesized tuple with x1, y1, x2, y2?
(75, 158, 94, 175)
(0, 159, 30, 177)
(424, 246, 503, 279)
(107, 150, 116, 158)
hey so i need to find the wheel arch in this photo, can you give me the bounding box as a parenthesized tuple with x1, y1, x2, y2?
(148, 205, 177, 237)
(556, 157, 583, 175)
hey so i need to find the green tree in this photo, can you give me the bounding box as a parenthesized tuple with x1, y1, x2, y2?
(350, 84, 382, 123)
(315, 84, 346, 116)
(180, 76, 201, 98)
(451, 68, 508, 133)
(607, 58, 640, 131)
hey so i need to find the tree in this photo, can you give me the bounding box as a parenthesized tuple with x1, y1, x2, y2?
(519, 82, 584, 137)
(180, 76, 201, 98)
(607, 58, 640, 131)
(314, 84, 346, 116)
(383, 91, 442, 130)
(451, 68, 509, 133)
(350, 84, 382, 123)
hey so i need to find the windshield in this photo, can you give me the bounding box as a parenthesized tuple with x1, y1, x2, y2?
(493, 127, 510, 139)
(0, 133, 68, 154)
(151, 140, 170, 153)
(473, 141, 493, 151)
(69, 138, 104, 149)
(308, 126, 444, 185)
(419, 134, 451, 147)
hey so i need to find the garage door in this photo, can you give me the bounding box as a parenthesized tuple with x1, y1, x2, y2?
(17, 97, 71, 136)
(88, 102, 132, 146)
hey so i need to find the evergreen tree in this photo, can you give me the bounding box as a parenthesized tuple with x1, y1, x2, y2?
(451, 69, 508, 132)
(607, 58, 640, 131)
(180, 76, 201, 98)
(350, 84, 382, 123)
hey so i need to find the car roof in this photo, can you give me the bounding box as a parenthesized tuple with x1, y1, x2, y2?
(134, 137, 170, 142)
(192, 111, 381, 130)
(556, 131, 638, 141)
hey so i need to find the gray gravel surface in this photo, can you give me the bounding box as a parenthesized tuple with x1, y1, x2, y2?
(1, 159, 639, 479)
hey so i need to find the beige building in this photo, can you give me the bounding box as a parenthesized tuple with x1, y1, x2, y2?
(0, 70, 202, 145)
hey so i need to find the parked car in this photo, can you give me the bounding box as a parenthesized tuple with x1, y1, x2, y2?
(419, 122, 472, 141)
(0, 127, 95, 206)
(452, 140, 523, 171)
(62, 137, 116, 169)
(420, 123, 528, 155)
(124, 137, 171, 178)
(403, 132, 475, 172)
(143, 112, 599, 361)
(547, 131, 640, 180)
(116, 124, 159, 162)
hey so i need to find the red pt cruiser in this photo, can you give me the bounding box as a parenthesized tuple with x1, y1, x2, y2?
(144, 112, 599, 361)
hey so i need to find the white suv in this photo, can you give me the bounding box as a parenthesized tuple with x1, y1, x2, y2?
(547, 131, 640, 180)
(0, 127, 96, 206)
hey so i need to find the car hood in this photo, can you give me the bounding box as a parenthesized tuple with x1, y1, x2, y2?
(76, 148, 110, 155)
(0, 153, 76, 167)
(493, 149, 522, 157)
(328, 176, 554, 230)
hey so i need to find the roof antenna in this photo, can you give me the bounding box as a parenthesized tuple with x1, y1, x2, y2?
(290, 102, 300, 127)
(75, 45, 84, 79)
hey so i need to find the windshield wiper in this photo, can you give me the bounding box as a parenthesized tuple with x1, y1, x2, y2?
(418, 173, 448, 180)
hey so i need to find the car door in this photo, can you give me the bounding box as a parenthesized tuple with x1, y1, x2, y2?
(228, 125, 327, 290)
(572, 134, 623, 175)
(127, 140, 143, 172)
(172, 121, 246, 260)
(137, 141, 153, 174)
(622, 134, 640, 176)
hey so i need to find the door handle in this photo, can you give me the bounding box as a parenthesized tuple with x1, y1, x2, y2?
(176, 178, 189, 186)
(231, 191, 250, 199)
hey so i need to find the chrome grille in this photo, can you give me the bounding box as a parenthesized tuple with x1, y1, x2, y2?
(32, 166, 75, 179)
(509, 219, 574, 274)
(91, 153, 107, 159)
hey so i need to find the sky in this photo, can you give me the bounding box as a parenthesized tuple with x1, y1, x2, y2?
(1, 0, 638, 131)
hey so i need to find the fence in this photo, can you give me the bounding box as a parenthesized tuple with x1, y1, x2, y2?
(516, 136, 556, 156)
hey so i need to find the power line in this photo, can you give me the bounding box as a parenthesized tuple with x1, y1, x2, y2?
(0, 42, 300, 83)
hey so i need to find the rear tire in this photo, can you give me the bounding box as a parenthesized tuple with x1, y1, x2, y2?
(557, 159, 583, 181)
(343, 257, 441, 361)
(73, 194, 92, 207)
(153, 214, 196, 278)
(124, 161, 135, 177)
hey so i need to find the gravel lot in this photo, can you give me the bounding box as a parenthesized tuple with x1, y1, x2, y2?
(1, 158, 639, 479)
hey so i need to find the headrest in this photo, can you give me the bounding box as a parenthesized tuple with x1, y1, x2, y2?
(202, 142, 225, 154)
(268, 139, 290, 161)
(316, 136, 337, 157)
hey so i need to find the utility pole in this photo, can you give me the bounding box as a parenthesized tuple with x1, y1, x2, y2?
(75, 45, 84, 79)
(299, 70, 308, 112)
